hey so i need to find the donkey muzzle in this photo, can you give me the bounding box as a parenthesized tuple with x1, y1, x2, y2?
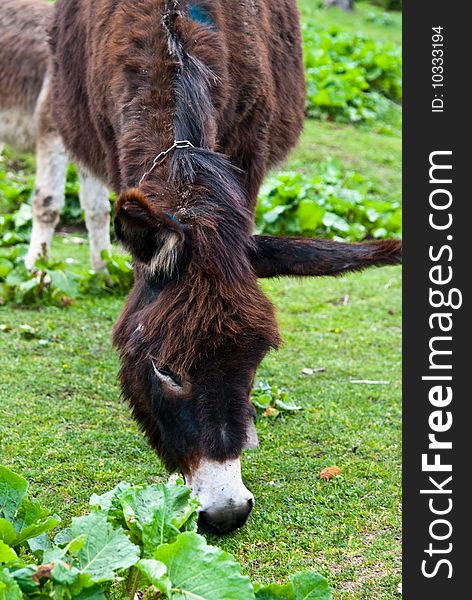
(185, 457, 254, 535)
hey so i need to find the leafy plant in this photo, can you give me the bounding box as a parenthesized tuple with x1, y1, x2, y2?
(303, 24, 402, 127)
(0, 249, 133, 306)
(83, 251, 134, 297)
(0, 208, 30, 248)
(255, 573, 332, 599)
(0, 153, 35, 215)
(0, 251, 81, 306)
(0, 157, 87, 228)
(0, 466, 60, 554)
(0, 466, 332, 599)
(252, 381, 302, 418)
(256, 159, 401, 240)
(365, 11, 395, 27)
(0, 175, 131, 305)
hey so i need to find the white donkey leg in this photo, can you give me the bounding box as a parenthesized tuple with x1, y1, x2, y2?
(25, 134, 68, 270)
(78, 170, 111, 271)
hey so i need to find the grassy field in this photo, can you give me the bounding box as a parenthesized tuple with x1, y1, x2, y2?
(0, 1, 402, 598)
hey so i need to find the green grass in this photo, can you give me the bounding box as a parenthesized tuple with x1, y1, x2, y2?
(0, 263, 402, 598)
(299, 0, 402, 43)
(0, 1, 401, 598)
(290, 120, 401, 205)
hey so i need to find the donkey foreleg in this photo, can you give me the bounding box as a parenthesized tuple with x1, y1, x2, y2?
(78, 170, 111, 271)
(25, 134, 68, 270)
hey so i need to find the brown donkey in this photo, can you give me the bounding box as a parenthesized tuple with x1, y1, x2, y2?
(0, 0, 111, 271)
(50, 0, 401, 533)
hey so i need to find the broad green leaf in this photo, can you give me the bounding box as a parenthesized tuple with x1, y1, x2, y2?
(0, 568, 23, 600)
(73, 585, 106, 599)
(255, 573, 331, 600)
(321, 212, 350, 233)
(89, 482, 131, 530)
(71, 511, 140, 582)
(137, 559, 172, 596)
(0, 541, 17, 563)
(252, 381, 298, 415)
(0, 259, 13, 279)
(46, 534, 87, 565)
(68, 535, 87, 556)
(54, 527, 73, 547)
(15, 279, 39, 303)
(8, 566, 38, 595)
(51, 561, 94, 594)
(52, 561, 79, 586)
(274, 399, 302, 412)
(28, 532, 54, 557)
(43, 544, 70, 565)
(6, 497, 61, 548)
(296, 200, 324, 231)
(154, 532, 255, 600)
(90, 482, 131, 514)
(0, 466, 28, 522)
(255, 582, 294, 599)
(292, 573, 332, 600)
(5, 266, 31, 287)
(12, 204, 32, 229)
(263, 205, 290, 224)
(0, 520, 17, 546)
(1, 232, 24, 246)
(252, 395, 272, 410)
(47, 269, 80, 298)
(119, 483, 198, 555)
(13, 514, 61, 546)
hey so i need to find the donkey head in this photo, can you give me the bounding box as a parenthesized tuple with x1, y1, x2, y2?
(112, 180, 281, 534)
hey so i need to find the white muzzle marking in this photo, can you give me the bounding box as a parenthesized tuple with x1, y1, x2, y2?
(185, 458, 254, 517)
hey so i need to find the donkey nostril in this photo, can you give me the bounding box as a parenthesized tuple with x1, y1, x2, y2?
(197, 500, 254, 535)
(197, 511, 223, 535)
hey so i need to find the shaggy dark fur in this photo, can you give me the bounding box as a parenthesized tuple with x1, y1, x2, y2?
(251, 237, 402, 278)
(50, 0, 402, 475)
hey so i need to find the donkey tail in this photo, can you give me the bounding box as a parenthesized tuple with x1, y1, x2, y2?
(251, 236, 402, 278)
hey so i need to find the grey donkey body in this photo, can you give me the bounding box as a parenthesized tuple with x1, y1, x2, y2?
(0, 0, 111, 270)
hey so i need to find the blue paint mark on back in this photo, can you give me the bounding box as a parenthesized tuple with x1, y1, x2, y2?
(164, 212, 182, 226)
(189, 4, 216, 30)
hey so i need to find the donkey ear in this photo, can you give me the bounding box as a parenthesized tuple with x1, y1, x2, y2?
(115, 189, 187, 275)
(250, 235, 402, 278)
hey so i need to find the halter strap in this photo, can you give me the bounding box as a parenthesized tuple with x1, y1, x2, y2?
(139, 140, 195, 186)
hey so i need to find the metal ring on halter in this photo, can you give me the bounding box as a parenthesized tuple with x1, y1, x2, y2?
(139, 140, 195, 186)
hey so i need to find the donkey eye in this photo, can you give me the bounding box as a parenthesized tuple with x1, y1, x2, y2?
(151, 360, 183, 388)
(157, 366, 182, 387)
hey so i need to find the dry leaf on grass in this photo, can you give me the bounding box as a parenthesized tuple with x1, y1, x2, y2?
(263, 406, 280, 418)
(319, 466, 342, 480)
(302, 367, 326, 376)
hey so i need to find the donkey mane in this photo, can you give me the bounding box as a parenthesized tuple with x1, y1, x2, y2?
(113, 0, 281, 375)
(114, 151, 281, 375)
